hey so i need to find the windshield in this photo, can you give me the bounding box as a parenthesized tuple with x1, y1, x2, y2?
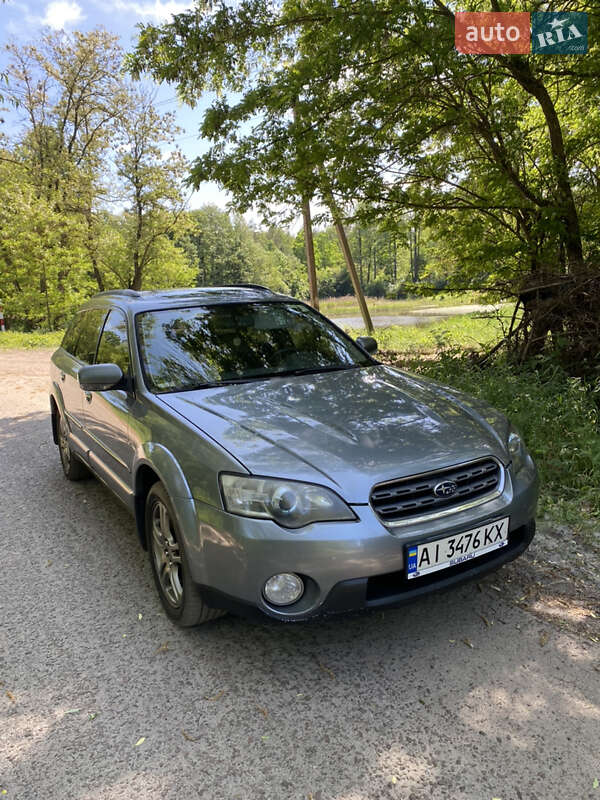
(136, 301, 373, 393)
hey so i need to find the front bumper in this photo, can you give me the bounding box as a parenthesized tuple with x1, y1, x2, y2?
(189, 459, 538, 622)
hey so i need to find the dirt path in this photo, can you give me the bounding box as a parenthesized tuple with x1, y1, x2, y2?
(1, 349, 599, 800)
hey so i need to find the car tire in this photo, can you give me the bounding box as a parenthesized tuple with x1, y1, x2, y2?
(146, 482, 226, 626)
(57, 412, 89, 481)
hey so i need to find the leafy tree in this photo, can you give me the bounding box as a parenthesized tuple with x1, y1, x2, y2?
(0, 155, 92, 329)
(181, 205, 307, 294)
(113, 86, 191, 291)
(129, 0, 600, 366)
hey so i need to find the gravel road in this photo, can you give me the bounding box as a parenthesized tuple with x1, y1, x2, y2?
(1, 349, 599, 800)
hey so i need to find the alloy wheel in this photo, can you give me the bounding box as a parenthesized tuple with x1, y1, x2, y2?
(151, 500, 183, 607)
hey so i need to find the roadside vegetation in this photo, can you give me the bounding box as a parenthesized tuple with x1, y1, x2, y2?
(0, 331, 63, 349)
(320, 292, 491, 317)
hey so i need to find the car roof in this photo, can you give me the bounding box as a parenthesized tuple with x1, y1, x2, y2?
(80, 285, 294, 314)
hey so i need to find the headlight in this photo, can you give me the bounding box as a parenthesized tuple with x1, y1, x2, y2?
(507, 429, 527, 473)
(220, 474, 356, 529)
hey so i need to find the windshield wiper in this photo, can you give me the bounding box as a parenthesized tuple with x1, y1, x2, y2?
(271, 364, 358, 379)
(162, 364, 360, 393)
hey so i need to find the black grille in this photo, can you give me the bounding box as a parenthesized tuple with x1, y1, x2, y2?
(370, 458, 501, 523)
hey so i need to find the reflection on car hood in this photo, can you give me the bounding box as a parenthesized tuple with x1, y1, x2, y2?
(160, 365, 509, 503)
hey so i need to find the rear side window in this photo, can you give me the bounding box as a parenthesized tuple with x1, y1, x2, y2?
(96, 309, 130, 374)
(61, 314, 83, 355)
(71, 309, 107, 364)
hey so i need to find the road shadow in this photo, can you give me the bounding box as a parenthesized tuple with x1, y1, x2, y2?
(1, 410, 598, 800)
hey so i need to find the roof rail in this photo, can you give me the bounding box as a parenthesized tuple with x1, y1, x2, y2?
(224, 283, 274, 293)
(95, 289, 142, 298)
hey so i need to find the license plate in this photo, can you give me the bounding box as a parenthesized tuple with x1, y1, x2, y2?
(406, 517, 509, 580)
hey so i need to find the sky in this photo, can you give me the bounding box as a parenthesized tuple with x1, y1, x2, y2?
(0, 0, 231, 210)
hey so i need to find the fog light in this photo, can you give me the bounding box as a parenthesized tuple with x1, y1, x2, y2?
(263, 573, 304, 606)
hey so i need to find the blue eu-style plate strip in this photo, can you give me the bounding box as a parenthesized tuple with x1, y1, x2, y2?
(407, 547, 418, 576)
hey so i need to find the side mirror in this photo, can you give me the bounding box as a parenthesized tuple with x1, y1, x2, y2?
(356, 336, 378, 354)
(78, 363, 124, 392)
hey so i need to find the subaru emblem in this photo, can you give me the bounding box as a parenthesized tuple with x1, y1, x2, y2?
(434, 480, 458, 498)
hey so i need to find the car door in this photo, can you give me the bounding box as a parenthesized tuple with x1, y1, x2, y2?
(56, 308, 107, 443)
(82, 307, 135, 502)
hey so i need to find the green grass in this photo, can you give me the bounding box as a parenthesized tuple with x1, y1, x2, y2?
(346, 313, 507, 354)
(384, 352, 600, 528)
(0, 330, 63, 349)
(320, 291, 493, 317)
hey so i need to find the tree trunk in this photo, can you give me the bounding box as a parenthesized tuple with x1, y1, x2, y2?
(301, 198, 319, 310)
(503, 56, 583, 269)
(331, 217, 374, 334)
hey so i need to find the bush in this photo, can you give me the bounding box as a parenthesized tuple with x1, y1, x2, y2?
(415, 354, 600, 524)
(363, 278, 387, 297)
(0, 330, 64, 349)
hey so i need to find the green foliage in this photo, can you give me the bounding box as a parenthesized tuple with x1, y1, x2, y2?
(0, 330, 63, 349)
(129, 0, 600, 365)
(416, 355, 600, 523)
(346, 314, 505, 355)
(0, 30, 194, 327)
(181, 206, 307, 295)
(0, 158, 94, 329)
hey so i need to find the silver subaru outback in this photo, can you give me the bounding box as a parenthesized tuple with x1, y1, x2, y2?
(49, 286, 538, 625)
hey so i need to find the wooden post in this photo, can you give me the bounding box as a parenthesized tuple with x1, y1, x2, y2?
(332, 216, 374, 334)
(302, 198, 319, 311)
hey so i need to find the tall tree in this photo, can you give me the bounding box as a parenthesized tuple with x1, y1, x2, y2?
(129, 0, 600, 364)
(109, 86, 190, 291)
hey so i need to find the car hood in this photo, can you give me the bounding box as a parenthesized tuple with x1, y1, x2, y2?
(160, 365, 510, 503)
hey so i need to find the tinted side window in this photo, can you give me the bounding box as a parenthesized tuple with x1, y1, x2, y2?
(61, 313, 84, 355)
(96, 310, 130, 374)
(72, 309, 107, 364)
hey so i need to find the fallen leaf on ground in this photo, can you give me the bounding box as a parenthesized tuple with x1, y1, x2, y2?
(539, 631, 549, 647)
(257, 706, 268, 718)
(65, 709, 81, 714)
(182, 729, 200, 742)
(156, 642, 169, 654)
(479, 614, 491, 627)
(134, 737, 145, 747)
(203, 690, 225, 701)
(593, 777, 599, 789)
(318, 662, 335, 679)
(5, 691, 15, 703)
(390, 776, 398, 784)
(88, 713, 98, 721)
(490, 585, 502, 593)
(137, 613, 143, 621)
(46, 560, 53, 567)
(462, 638, 474, 649)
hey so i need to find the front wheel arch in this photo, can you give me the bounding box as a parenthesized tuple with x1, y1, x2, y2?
(134, 464, 161, 550)
(50, 395, 59, 445)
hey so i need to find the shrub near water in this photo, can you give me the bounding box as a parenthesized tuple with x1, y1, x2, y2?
(413, 355, 600, 524)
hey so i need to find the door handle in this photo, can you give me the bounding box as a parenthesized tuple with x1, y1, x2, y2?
(85, 391, 93, 403)
(60, 372, 66, 382)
